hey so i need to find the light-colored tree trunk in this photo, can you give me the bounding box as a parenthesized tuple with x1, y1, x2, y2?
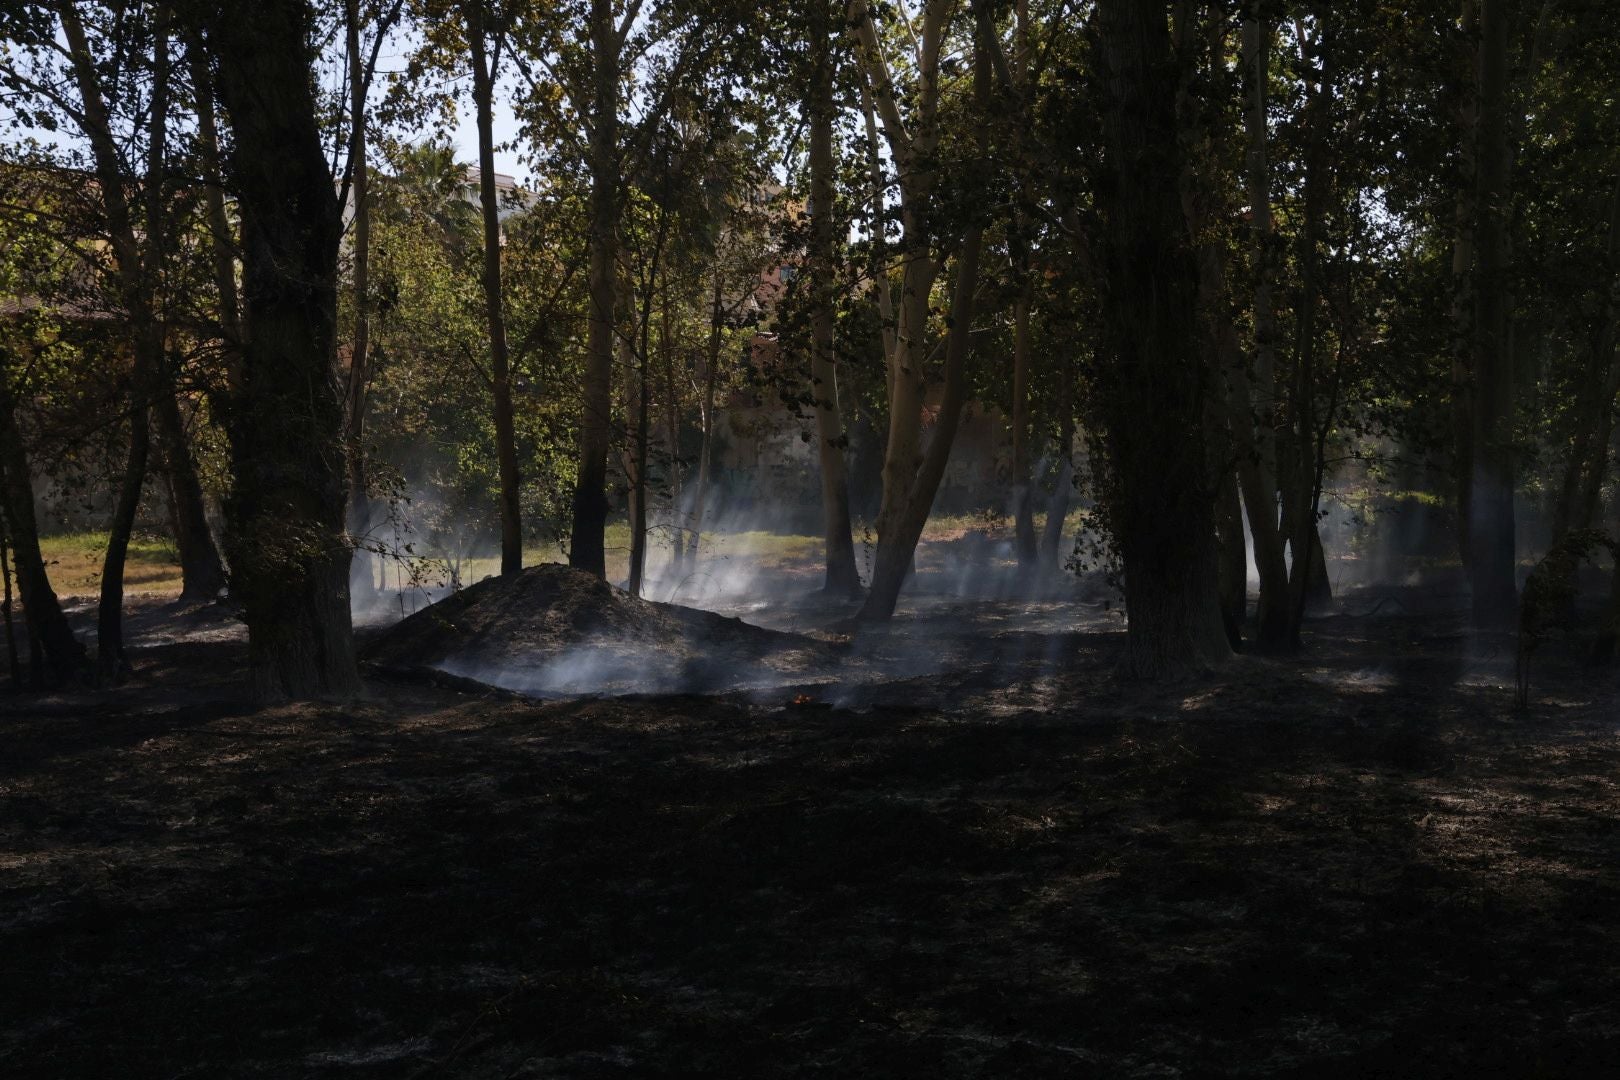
(849, 0, 978, 621)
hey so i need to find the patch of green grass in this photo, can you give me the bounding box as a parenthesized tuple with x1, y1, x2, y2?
(36, 532, 185, 598)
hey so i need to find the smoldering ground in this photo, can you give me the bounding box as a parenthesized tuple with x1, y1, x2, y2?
(8, 587, 1620, 1079)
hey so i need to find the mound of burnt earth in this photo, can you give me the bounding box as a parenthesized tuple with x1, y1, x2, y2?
(363, 563, 838, 697)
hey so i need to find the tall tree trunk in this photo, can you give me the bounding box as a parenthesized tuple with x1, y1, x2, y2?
(188, 45, 243, 396)
(468, 1, 523, 577)
(345, 0, 378, 599)
(1285, 30, 1334, 632)
(1469, 0, 1519, 629)
(0, 363, 85, 685)
(97, 401, 149, 682)
(1094, 0, 1229, 678)
(1451, 5, 1479, 568)
(194, 0, 360, 700)
(809, 0, 861, 596)
(854, 0, 987, 621)
(1238, 8, 1291, 650)
(1011, 292, 1038, 569)
(663, 302, 685, 573)
(1009, 0, 1037, 571)
(59, 1, 171, 679)
(628, 301, 651, 598)
(1553, 173, 1620, 541)
(687, 275, 722, 570)
(1038, 356, 1076, 576)
(570, 0, 620, 579)
(849, 0, 959, 620)
(861, 225, 984, 619)
(152, 391, 225, 601)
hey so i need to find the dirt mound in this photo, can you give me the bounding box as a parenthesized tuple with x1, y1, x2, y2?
(363, 564, 837, 697)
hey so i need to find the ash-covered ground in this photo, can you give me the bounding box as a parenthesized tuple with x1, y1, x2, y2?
(4, 557, 1620, 1077)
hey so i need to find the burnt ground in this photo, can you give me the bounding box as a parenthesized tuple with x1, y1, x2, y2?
(3, 589, 1620, 1077)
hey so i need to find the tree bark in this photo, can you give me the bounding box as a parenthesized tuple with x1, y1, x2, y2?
(1038, 357, 1076, 577)
(345, 0, 378, 599)
(468, 1, 523, 577)
(809, 0, 861, 597)
(153, 391, 226, 601)
(687, 274, 723, 571)
(1553, 173, 1620, 542)
(0, 361, 85, 685)
(57, 2, 176, 679)
(193, 0, 361, 700)
(1008, 0, 1037, 571)
(1284, 23, 1335, 631)
(188, 45, 243, 395)
(849, 0, 957, 620)
(1237, 9, 1291, 650)
(97, 400, 150, 682)
(1094, 0, 1229, 677)
(1450, 2, 1478, 567)
(570, 0, 620, 579)
(1469, 0, 1519, 629)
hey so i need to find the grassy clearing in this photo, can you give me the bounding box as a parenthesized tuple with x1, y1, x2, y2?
(41, 510, 1094, 601)
(36, 532, 185, 598)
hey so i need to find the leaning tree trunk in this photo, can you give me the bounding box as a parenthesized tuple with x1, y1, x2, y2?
(808, 0, 861, 596)
(152, 391, 225, 601)
(1094, 0, 1230, 678)
(97, 396, 150, 682)
(60, 2, 171, 679)
(854, 0, 991, 621)
(1468, 0, 1519, 629)
(569, 0, 620, 580)
(860, 225, 984, 620)
(0, 364, 85, 684)
(195, 0, 361, 699)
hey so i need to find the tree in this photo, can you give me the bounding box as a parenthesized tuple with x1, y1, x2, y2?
(1092, 0, 1229, 677)
(1464, 0, 1519, 628)
(805, 0, 860, 595)
(464, 0, 524, 576)
(850, 0, 989, 621)
(181, 0, 361, 699)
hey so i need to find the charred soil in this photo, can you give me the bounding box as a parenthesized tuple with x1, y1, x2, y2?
(3, 595, 1619, 1077)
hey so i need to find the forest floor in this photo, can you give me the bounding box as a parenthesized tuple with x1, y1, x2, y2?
(4, 557, 1620, 1077)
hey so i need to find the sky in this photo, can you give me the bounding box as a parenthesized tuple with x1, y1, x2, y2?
(447, 99, 528, 184)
